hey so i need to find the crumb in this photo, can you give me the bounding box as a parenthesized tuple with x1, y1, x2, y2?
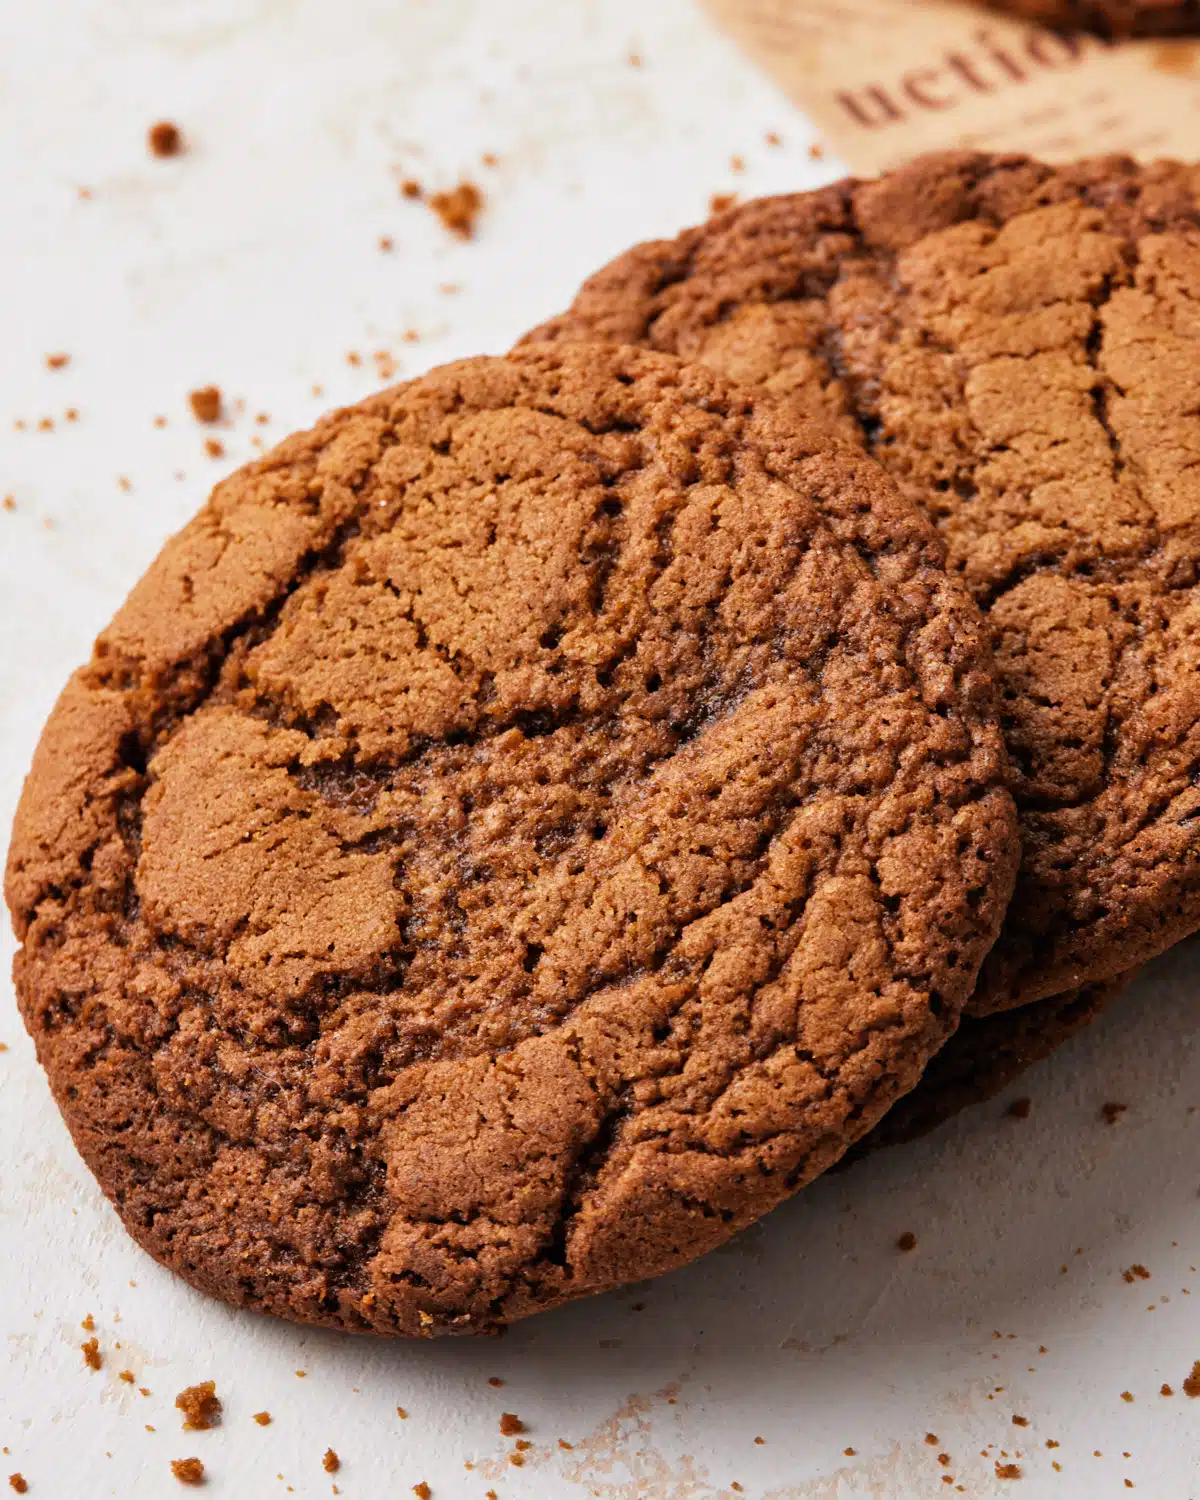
(438, 282, 459, 295)
(1039, 1346, 1048, 1354)
(995, 1462, 1022, 1479)
(558, 1440, 573, 1450)
(1101, 1101, 1127, 1124)
(13, 420, 24, 431)
(844, 1448, 856, 1456)
(140, 1388, 150, 1398)
(120, 1370, 135, 1384)
(176, 1382, 222, 1431)
(374, 351, 398, 380)
(188, 386, 222, 423)
(203, 437, 224, 458)
(897, 1232, 917, 1252)
(412, 1485, 431, 1499)
(345, 351, 362, 367)
(1012, 1416, 1028, 1427)
(45, 354, 70, 370)
(808, 141, 825, 159)
(323, 1450, 339, 1473)
(925, 1435, 939, 1446)
(486, 1492, 497, 1500)
(149, 121, 184, 158)
(631, 1302, 646, 1313)
(1125, 1483, 1134, 1490)
(428, 181, 484, 239)
(1124, 1265, 1150, 1282)
(709, 192, 738, 215)
(729, 154, 745, 172)
(8, 1479, 27, 1495)
(311, 384, 324, 397)
(754, 1436, 764, 1445)
(765, 130, 781, 146)
(1120, 1391, 1134, 1402)
(400, 178, 423, 199)
(939, 1454, 951, 1466)
(481, 152, 499, 167)
(1, 498, 12, 512)
(403, 329, 421, 343)
(37, 417, 53, 432)
(515, 1440, 531, 1453)
(146, 1426, 156, 1433)
(81, 1314, 94, 1331)
(118, 475, 132, 491)
(1183, 1360, 1200, 1396)
(65, 408, 78, 422)
(78, 186, 92, 199)
(508, 1453, 525, 1467)
(81, 1338, 102, 1370)
(170, 1458, 204, 1486)
(253, 1412, 271, 1426)
(1052, 1462, 1062, 1472)
(731, 1485, 743, 1494)
(1161, 1384, 1174, 1396)
(1007, 1097, 1032, 1119)
(396, 1407, 408, 1420)
(296, 1370, 307, 1378)
(1046, 1440, 1060, 1448)
(628, 50, 643, 66)
(378, 236, 394, 251)
(499, 1414, 525, 1437)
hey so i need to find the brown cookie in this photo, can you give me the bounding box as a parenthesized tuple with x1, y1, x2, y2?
(525, 152, 1200, 1014)
(5, 344, 1017, 1336)
(847, 970, 1133, 1159)
(979, 0, 1200, 37)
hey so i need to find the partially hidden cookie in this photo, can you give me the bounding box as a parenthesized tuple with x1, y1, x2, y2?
(848, 968, 1134, 1158)
(525, 152, 1200, 1014)
(5, 344, 1017, 1335)
(980, 0, 1200, 37)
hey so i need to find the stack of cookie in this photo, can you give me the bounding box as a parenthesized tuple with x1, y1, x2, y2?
(7, 151, 1200, 1338)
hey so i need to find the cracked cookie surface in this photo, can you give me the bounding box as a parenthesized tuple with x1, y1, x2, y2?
(5, 344, 1016, 1334)
(526, 152, 1200, 1013)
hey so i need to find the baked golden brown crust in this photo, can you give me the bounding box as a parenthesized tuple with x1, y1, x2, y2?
(525, 152, 1200, 1013)
(981, 0, 1200, 38)
(5, 344, 1016, 1334)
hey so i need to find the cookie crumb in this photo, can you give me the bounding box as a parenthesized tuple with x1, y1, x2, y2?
(81, 1337, 102, 1371)
(1012, 1415, 1028, 1427)
(628, 51, 643, 67)
(400, 178, 423, 199)
(843, 1447, 856, 1456)
(204, 438, 224, 459)
(2, 497, 12, 512)
(118, 475, 132, 492)
(709, 193, 737, 215)
(253, 1412, 271, 1426)
(508, 1453, 525, 1467)
(81, 1314, 94, 1332)
(729, 154, 745, 173)
(487, 1377, 504, 1388)
(149, 122, 184, 158)
(897, 1232, 917, 1252)
(754, 1436, 764, 1445)
(396, 1407, 408, 1420)
(412, 1485, 431, 1499)
(170, 1458, 204, 1486)
(925, 1434, 938, 1446)
(1183, 1360, 1200, 1397)
(1120, 1391, 1134, 1402)
(1123, 1264, 1150, 1282)
(65, 408, 79, 423)
(428, 181, 484, 240)
(1101, 1101, 1127, 1124)
(119, 1370, 135, 1384)
(1006, 1097, 1032, 1119)
(45, 354, 70, 370)
(8, 1478, 28, 1494)
(481, 152, 499, 167)
(765, 130, 781, 146)
(995, 1462, 1022, 1479)
(323, 1450, 339, 1473)
(499, 1414, 525, 1436)
(1161, 1383, 1174, 1396)
(188, 386, 222, 423)
(378, 236, 394, 252)
(808, 141, 825, 159)
(374, 351, 398, 380)
(558, 1439, 573, 1450)
(175, 1381, 222, 1431)
(37, 417, 54, 432)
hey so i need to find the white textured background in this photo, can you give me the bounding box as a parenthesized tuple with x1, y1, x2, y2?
(1, 2, 1198, 1496)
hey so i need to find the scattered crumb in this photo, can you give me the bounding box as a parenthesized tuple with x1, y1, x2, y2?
(189, 386, 222, 423)
(729, 154, 745, 173)
(486, 1492, 497, 1500)
(939, 1454, 951, 1466)
(396, 1407, 408, 1420)
(119, 1370, 135, 1384)
(170, 1458, 204, 1486)
(81, 1315, 94, 1332)
(37, 417, 53, 432)
(558, 1440, 573, 1451)
(1124, 1265, 1151, 1283)
(925, 1435, 939, 1446)
(709, 192, 738, 215)
(499, 1414, 525, 1437)
(374, 351, 398, 380)
(118, 475, 132, 492)
(482, 152, 499, 167)
(378, 236, 394, 252)
(1161, 1384, 1174, 1396)
(1007, 1097, 1032, 1119)
(176, 1382, 222, 1431)
(1183, 1360, 1200, 1397)
(1101, 1101, 1127, 1124)
(45, 353, 70, 370)
(1, 498, 12, 513)
(765, 130, 782, 146)
(438, 282, 460, 295)
(311, 384, 324, 398)
(8, 1478, 27, 1495)
(412, 1485, 431, 1499)
(1012, 1416, 1028, 1427)
(515, 1440, 531, 1453)
(731, 1485, 743, 1494)
(1052, 1462, 1062, 1472)
(428, 182, 484, 240)
(296, 1370, 307, 1378)
(630, 1302, 646, 1313)
(508, 1453, 525, 1467)
(1120, 1391, 1134, 1403)
(253, 1413, 271, 1426)
(81, 1338, 102, 1371)
(146, 1426, 156, 1434)
(995, 1462, 1022, 1480)
(843, 1448, 856, 1457)
(754, 1437, 764, 1445)
(204, 438, 224, 459)
(1046, 1440, 1060, 1449)
(140, 1389, 150, 1398)
(400, 178, 423, 199)
(346, 351, 362, 367)
(78, 186, 92, 199)
(65, 408, 78, 422)
(808, 141, 825, 159)
(897, 1232, 917, 1252)
(628, 51, 643, 67)
(323, 1450, 339, 1474)
(403, 328, 421, 343)
(149, 121, 184, 158)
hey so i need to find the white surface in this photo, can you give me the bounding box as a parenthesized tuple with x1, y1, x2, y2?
(1, 2, 1198, 1496)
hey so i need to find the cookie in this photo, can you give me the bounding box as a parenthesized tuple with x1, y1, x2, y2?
(5, 344, 1017, 1335)
(525, 152, 1200, 1014)
(847, 969, 1133, 1158)
(980, 0, 1200, 37)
